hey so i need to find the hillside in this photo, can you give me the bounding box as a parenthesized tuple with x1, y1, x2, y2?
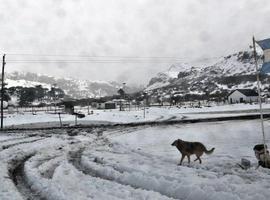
(145, 50, 270, 99)
(4, 72, 142, 98)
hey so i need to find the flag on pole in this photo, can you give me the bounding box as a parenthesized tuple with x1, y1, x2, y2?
(254, 36, 269, 168)
(256, 38, 270, 74)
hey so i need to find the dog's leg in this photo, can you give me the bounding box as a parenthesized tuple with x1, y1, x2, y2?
(187, 155, 190, 164)
(179, 155, 185, 165)
(198, 157, 202, 164)
(194, 156, 202, 164)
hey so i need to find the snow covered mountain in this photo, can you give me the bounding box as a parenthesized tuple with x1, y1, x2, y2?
(4, 50, 268, 100)
(146, 50, 270, 98)
(4, 72, 142, 98)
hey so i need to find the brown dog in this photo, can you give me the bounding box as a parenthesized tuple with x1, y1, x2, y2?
(171, 139, 215, 165)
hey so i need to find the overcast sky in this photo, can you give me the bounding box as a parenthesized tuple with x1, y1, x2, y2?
(1, 0, 270, 85)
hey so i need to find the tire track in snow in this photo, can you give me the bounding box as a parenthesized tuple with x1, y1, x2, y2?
(10, 154, 63, 200)
(0, 136, 28, 143)
(6, 126, 169, 199)
(3, 128, 104, 200)
(9, 149, 67, 200)
(1, 137, 46, 150)
(104, 126, 148, 138)
(37, 156, 64, 179)
(10, 155, 45, 200)
(68, 148, 178, 200)
(4, 135, 68, 200)
(80, 150, 198, 200)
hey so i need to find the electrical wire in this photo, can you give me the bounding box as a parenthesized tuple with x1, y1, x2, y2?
(5, 53, 188, 59)
(7, 60, 186, 64)
(3, 53, 220, 64)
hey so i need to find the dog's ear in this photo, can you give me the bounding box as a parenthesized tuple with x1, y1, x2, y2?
(171, 140, 177, 146)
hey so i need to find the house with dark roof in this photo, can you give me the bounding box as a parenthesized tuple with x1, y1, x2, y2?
(228, 89, 258, 103)
(61, 97, 76, 114)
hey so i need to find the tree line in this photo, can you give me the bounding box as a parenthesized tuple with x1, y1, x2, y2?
(2, 85, 65, 107)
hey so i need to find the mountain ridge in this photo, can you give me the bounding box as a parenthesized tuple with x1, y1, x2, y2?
(4, 71, 142, 98)
(145, 50, 270, 100)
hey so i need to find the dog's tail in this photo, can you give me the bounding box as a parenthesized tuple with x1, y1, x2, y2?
(205, 147, 215, 154)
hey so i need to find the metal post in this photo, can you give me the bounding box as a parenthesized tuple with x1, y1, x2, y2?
(58, 113, 62, 127)
(253, 36, 268, 166)
(143, 103, 146, 118)
(87, 101, 90, 115)
(1, 54, 6, 129)
(119, 100, 122, 111)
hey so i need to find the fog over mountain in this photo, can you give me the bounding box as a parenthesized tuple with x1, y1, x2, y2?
(4, 49, 269, 101)
(1, 0, 270, 85)
(145, 50, 270, 99)
(4, 71, 142, 99)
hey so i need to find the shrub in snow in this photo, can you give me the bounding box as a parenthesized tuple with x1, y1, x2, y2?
(67, 129, 79, 136)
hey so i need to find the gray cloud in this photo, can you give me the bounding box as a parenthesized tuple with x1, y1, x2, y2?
(1, 0, 270, 85)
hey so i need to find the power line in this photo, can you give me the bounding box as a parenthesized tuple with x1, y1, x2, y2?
(5, 53, 220, 60)
(7, 58, 186, 64)
(6, 53, 187, 59)
(4, 53, 220, 64)
(7, 60, 186, 64)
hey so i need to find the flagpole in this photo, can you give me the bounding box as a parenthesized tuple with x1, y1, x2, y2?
(253, 36, 268, 164)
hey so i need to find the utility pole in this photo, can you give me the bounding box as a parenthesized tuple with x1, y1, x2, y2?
(1, 54, 6, 129)
(253, 36, 268, 167)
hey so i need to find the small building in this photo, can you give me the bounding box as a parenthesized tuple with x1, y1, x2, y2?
(228, 89, 258, 103)
(61, 97, 76, 114)
(97, 101, 116, 109)
(112, 99, 127, 106)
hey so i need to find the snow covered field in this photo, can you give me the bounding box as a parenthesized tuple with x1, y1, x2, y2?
(3, 103, 270, 128)
(0, 119, 270, 200)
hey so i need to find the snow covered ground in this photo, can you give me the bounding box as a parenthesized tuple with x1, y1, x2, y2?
(3, 103, 270, 128)
(0, 119, 270, 200)
(1, 104, 270, 199)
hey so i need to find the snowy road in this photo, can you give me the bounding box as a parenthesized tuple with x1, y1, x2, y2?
(0, 120, 270, 200)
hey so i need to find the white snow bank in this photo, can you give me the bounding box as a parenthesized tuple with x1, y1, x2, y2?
(80, 120, 270, 200)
